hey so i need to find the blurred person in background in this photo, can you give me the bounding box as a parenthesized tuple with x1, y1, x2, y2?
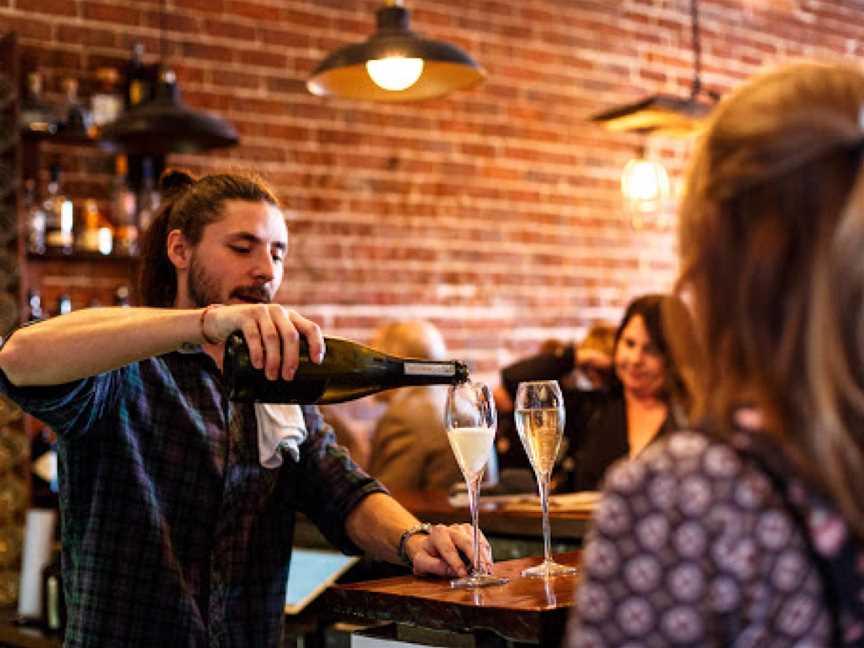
(365, 320, 463, 492)
(567, 62, 864, 645)
(498, 294, 694, 492)
(493, 324, 615, 482)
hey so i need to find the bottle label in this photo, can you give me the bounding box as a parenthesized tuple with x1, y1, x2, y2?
(403, 362, 455, 377)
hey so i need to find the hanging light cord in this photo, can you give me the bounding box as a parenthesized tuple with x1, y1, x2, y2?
(690, 0, 719, 102)
(690, 0, 701, 99)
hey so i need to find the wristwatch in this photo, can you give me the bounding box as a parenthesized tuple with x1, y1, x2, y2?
(397, 522, 432, 570)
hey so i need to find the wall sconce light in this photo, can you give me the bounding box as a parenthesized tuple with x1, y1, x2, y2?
(621, 148, 672, 229)
(307, 0, 485, 102)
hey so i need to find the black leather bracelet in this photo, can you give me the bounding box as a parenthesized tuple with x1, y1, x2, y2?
(397, 522, 432, 570)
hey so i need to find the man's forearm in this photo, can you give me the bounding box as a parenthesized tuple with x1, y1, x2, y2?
(345, 492, 420, 564)
(0, 307, 204, 386)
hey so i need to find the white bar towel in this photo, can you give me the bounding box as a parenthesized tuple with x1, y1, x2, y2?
(254, 403, 307, 468)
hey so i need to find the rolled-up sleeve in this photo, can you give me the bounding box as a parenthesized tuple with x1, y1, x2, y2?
(0, 365, 126, 440)
(295, 405, 387, 555)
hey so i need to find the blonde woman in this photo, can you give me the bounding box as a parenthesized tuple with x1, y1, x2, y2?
(567, 62, 864, 645)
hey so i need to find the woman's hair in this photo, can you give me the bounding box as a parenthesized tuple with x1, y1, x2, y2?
(675, 61, 864, 536)
(610, 294, 695, 410)
(577, 322, 616, 358)
(138, 169, 279, 307)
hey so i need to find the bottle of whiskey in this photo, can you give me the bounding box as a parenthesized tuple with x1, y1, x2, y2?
(136, 157, 160, 234)
(19, 71, 59, 135)
(24, 179, 46, 255)
(111, 155, 137, 256)
(223, 332, 469, 404)
(42, 165, 74, 255)
(123, 42, 152, 109)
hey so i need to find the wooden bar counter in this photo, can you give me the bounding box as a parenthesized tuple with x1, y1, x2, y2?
(317, 551, 582, 646)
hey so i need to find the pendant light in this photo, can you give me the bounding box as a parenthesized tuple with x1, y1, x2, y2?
(307, 0, 485, 102)
(590, 0, 717, 136)
(620, 147, 672, 229)
(101, 0, 238, 155)
(101, 68, 238, 154)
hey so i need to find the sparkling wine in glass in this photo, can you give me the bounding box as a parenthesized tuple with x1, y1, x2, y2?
(515, 380, 578, 577)
(445, 381, 509, 589)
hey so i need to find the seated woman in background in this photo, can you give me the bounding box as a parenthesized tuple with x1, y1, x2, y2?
(492, 323, 614, 480)
(566, 294, 694, 491)
(500, 294, 694, 492)
(364, 320, 463, 492)
(567, 62, 864, 645)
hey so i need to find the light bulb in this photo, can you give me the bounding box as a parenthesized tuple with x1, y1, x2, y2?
(621, 157, 671, 226)
(366, 57, 424, 91)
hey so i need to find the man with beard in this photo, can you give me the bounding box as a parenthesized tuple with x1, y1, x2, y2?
(0, 170, 490, 647)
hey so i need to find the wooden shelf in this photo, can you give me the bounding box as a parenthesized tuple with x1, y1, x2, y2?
(26, 251, 138, 263)
(19, 130, 114, 152)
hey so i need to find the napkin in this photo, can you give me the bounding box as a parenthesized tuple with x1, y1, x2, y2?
(254, 403, 307, 468)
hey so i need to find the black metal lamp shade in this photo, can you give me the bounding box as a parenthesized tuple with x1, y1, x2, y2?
(101, 69, 238, 154)
(307, 3, 485, 102)
(590, 94, 712, 137)
(589, 0, 717, 137)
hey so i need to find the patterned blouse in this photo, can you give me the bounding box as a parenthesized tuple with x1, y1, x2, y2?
(566, 412, 864, 647)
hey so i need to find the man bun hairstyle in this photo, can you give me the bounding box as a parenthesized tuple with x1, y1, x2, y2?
(159, 169, 196, 200)
(138, 169, 279, 307)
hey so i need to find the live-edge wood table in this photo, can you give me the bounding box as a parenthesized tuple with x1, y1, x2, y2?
(314, 551, 583, 647)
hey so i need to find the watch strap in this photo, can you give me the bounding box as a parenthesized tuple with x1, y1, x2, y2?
(397, 522, 432, 570)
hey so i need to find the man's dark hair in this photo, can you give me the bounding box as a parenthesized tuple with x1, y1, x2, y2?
(138, 169, 279, 307)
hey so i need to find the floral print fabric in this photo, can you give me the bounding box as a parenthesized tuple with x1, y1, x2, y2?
(566, 419, 864, 647)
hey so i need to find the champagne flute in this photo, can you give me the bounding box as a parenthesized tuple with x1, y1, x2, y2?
(445, 381, 509, 588)
(515, 380, 578, 577)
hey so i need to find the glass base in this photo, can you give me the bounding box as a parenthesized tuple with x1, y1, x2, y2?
(450, 573, 510, 589)
(521, 560, 578, 578)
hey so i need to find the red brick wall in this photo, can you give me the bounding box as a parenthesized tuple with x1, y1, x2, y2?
(3, 0, 863, 377)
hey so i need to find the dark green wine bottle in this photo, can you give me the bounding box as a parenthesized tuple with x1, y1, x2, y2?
(223, 332, 470, 404)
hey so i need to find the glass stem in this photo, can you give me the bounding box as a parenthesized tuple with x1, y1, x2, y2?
(467, 473, 483, 576)
(539, 475, 552, 565)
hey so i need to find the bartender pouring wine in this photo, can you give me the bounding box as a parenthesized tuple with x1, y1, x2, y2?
(0, 170, 492, 647)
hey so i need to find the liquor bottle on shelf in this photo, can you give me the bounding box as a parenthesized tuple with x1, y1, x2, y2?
(42, 164, 74, 255)
(54, 294, 72, 317)
(111, 155, 137, 256)
(137, 157, 160, 234)
(114, 285, 130, 307)
(122, 42, 152, 109)
(24, 179, 46, 255)
(223, 332, 469, 404)
(89, 67, 123, 131)
(18, 71, 59, 135)
(25, 290, 43, 322)
(59, 77, 92, 136)
(77, 199, 113, 256)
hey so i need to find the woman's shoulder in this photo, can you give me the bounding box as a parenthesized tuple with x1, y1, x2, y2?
(579, 428, 864, 646)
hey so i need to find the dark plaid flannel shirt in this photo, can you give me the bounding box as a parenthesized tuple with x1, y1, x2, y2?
(0, 347, 385, 647)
